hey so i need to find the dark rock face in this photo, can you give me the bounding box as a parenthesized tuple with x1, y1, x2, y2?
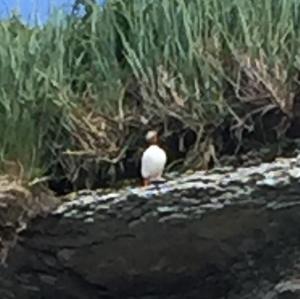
(1, 157, 300, 298)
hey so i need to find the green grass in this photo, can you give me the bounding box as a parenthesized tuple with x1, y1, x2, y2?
(0, 0, 300, 186)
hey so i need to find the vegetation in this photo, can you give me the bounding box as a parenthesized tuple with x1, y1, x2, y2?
(0, 0, 300, 191)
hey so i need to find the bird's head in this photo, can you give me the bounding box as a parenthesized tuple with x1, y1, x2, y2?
(145, 130, 158, 145)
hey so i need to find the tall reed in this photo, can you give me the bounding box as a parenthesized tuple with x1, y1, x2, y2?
(1, 0, 299, 184)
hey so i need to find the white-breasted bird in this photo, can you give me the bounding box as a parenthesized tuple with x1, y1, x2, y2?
(141, 130, 167, 187)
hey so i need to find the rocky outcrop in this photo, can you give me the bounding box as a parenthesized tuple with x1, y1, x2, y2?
(1, 157, 300, 299)
(0, 177, 58, 265)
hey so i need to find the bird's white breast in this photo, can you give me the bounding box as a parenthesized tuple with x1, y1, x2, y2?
(141, 145, 167, 180)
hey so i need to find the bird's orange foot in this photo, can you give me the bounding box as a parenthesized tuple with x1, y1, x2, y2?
(142, 179, 150, 187)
